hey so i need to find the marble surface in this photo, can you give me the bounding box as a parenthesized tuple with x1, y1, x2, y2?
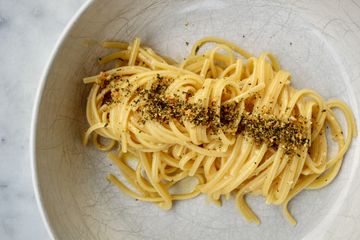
(0, 0, 86, 239)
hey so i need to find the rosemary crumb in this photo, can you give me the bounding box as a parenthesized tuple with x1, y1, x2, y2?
(195, 46, 200, 54)
(99, 72, 309, 154)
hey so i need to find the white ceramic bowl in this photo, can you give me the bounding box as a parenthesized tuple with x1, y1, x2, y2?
(32, 0, 360, 239)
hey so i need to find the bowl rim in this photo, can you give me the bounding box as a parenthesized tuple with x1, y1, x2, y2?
(30, 0, 93, 239)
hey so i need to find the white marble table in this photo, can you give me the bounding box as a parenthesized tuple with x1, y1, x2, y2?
(0, 0, 86, 239)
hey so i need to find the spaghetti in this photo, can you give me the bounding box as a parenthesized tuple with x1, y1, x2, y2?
(83, 37, 356, 224)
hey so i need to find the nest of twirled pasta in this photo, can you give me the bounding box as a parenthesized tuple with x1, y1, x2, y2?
(83, 37, 356, 224)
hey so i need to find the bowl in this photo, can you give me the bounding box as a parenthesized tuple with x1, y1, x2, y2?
(31, 0, 360, 239)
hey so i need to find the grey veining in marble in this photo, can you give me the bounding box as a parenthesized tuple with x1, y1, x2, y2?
(0, 1, 86, 239)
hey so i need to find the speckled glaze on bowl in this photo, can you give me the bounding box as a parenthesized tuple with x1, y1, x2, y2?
(31, 0, 360, 239)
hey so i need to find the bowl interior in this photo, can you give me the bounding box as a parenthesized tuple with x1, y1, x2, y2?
(34, 0, 360, 239)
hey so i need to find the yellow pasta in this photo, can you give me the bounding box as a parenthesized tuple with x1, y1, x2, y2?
(83, 37, 356, 224)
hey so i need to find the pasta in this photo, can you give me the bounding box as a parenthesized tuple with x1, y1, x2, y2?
(83, 37, 356, 224)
